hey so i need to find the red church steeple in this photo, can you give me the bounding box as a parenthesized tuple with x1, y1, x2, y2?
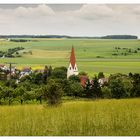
(67, 46, 78, 78)
(70, 46, 76, 69)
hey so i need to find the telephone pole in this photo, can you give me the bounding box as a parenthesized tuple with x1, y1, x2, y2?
(5, 62, 16, 80)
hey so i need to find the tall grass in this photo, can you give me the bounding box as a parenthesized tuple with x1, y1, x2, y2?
(0, 98, 139, 136)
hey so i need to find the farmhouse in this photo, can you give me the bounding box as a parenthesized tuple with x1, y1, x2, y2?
(98, 78, 108, 87)
(67, 47, 79, 78)
(19, 67, 32, 79)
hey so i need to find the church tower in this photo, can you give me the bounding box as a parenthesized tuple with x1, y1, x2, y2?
(67, 46, 78, 78)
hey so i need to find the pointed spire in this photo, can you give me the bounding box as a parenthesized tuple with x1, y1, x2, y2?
(70, 46, 76, 69)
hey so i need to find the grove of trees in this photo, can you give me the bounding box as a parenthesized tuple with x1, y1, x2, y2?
(0, 65, 140, 106)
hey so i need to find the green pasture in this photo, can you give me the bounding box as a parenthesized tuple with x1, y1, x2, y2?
(0, 98, 139, 136)
(0, 38, 140, 76)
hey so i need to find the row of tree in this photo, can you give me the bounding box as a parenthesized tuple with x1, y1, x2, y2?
(0, 47, 24, 57)
(0, 65, 140, 105)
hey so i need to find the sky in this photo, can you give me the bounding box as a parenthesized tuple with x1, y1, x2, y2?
(0, 4, 140, 37)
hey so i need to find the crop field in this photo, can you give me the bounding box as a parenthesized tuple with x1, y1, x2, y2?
(0, 38, 140, 76)
(0, 98, 139, 136)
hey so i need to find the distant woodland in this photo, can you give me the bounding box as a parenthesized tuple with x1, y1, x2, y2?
(0, 35, 138, 39)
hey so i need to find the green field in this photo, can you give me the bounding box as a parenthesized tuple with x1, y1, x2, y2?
(0, 98, 139, 136)
(0, 38, 140, 76)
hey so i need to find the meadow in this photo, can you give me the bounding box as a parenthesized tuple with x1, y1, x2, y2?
(0, 38, 140, 76)
(0, 98, 139, 136)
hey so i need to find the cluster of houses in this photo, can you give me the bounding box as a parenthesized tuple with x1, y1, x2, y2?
(0, 64, 32, 81)
(0, 47, 108, 87)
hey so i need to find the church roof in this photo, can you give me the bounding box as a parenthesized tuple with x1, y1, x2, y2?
(70, 47, 76, 69)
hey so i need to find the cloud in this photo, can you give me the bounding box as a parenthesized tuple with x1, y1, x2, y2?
(0, 4, 140, 37)
(74, 4, 114, 20)
(14, 5, 55, 18)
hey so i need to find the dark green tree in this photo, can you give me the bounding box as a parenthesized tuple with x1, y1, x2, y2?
(45, 79, 64, 106)
(69, 82, 84, 97)
(69, 75, 80, 82)
(98, 72, 105, 79)
(109, 78, 126, 99)
(2, 87, 14, 105)
(84, 79, 92, 97)
(92, 76, 102, 98)
(132, 73, 140, 97)
(51, 67, 67, 79)
(14, 86, 25, 104)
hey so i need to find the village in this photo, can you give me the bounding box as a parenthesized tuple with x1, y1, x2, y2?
(0, 47, 108, 87)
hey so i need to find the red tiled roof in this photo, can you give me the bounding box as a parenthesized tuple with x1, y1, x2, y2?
(79, 75, 88, 87)
(70, 47, 76, 69)
(0, 64, 5, 67)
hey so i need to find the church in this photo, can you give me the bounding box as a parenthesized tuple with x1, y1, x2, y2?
(67, 47, 79, 78)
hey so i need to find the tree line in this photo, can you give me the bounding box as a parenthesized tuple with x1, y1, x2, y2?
(0, 47, 24, 58)
(0, 35, 138, 39)
(0, 65, 140, 106)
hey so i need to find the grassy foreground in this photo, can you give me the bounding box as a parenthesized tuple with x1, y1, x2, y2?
(0, 98, 139, 136)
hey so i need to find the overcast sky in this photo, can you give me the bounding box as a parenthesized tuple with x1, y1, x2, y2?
(0, 4, 140, 37)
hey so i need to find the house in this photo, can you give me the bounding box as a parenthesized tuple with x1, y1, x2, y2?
(98, 78, 109, 86)
(19, 67, 32, 79)
(0, 64, 9, 71)
(79, 75, 89, 87)
(67, 47, 78, 78)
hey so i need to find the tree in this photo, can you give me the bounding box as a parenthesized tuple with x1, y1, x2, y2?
(45, 79, 64, 106)
(20, 75, 31, 82)
(68, 81, 84, 97)
(51, 67, 67, 79)
(84, 79, 92, 97)
(78, 71, 87, 76)
(2, 87, 14, 105)
(69, 75, 80, 82)
(43, 65, 48, 83)
(109, 78, 126, 99)
(122, 78, 133, 97)
(32, 73, 43, 84)
(132, 73, 140, 97)
(34, 87, 45, 104)
(48, 66, 52, 77)
(98, 72, 105, 79)
(0, 85, 4, 104)
(91, 76, 102, 98)
(109, 73, 133, 98)
(24, 90, 36, 102)
(101, 86, 112, 98)
(14, 86, 25, 104)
